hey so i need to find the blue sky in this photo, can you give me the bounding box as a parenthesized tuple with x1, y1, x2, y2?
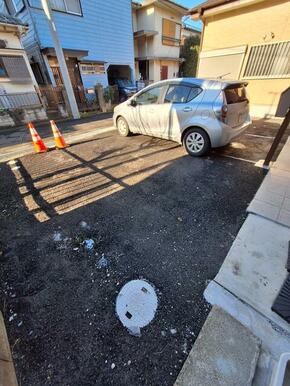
(180, 0, 204, 31)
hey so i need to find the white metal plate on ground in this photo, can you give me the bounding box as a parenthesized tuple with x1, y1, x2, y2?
(116, 279, 158, 336)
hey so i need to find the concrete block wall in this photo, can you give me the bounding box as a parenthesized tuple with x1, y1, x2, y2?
(0, 113, 15, 128)
(22, 107, 47, 124)
(0, 107, 48, 128)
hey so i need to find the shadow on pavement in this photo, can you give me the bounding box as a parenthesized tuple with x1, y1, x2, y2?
(0, 134, 265, 386)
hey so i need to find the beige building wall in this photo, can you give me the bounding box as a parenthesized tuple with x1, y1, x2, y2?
(0, 30, 37, 94)
(150, 60, 179, 81)
(198, 0, 290, 117)
(134, 2, 184, 83)
(136, 5, 156, 32)
(132, 8, 138, 32)
(153, 6, 181, 58)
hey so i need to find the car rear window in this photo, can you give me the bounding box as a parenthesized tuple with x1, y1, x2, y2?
(164, 85, 201, 103)
(224, 85, 247, 104)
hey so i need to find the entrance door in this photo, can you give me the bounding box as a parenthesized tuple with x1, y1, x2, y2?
(139, 60, 149, 81)
(51, 66, 63, 86)
(160, 65, 168, 80)
(66, 58, 83, 86)
(50, 58, 83, 87)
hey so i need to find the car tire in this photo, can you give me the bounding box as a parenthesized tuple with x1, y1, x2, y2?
(117, 116, 131, 137)
(183, 128, 210, 157)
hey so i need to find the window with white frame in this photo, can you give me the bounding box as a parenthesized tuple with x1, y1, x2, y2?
(28, 0, 82, 15)
(50, 0, 81, 14)
(243, 40, 290, 79)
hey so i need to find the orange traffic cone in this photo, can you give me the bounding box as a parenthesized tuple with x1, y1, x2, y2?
(50, 120, 69, 149)
(27, 122, 48, 153)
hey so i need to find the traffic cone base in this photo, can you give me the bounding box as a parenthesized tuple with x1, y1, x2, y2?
(50, 120, 69, 149)
(28, 122, 48, 154)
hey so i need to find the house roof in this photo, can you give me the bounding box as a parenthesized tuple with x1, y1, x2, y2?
(0, 13, 27, 27)
(42, 47, 89, 58)
(135, 55, 184, 62)
(188, 0, 237, 16)
(133, 0, 188, 14)
(132, 1, 142, 8)
(161, 0, 188, 12)
(182, 25, 201, 33)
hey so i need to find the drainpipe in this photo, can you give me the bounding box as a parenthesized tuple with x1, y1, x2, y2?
(40, 0, 80, 119)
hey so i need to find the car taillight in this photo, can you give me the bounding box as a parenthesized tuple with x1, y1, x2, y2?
(213, 91, 227, 123)
(214, 104, 228, 123)
(221, 105, 228, 122)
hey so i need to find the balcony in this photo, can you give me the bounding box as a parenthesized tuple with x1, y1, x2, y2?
(134, 30, 158, 39)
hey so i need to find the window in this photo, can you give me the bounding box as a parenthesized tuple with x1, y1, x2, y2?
(50, 0, 81, 14)
(224, 85, 247, 104)
(243, 41, 290, 79)
(164, 85, 201, 103)
(188, 87, 201, 101)
(162, 19, 181, 47)
(135, 86, 163, 105)
(0, 55, 31, 82)
(0, 0, 9, 14)
(28, 0, 82, 15)
(0, 58, 8, 78)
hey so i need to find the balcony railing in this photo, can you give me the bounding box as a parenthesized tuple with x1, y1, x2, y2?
(0, 92, 42, 110)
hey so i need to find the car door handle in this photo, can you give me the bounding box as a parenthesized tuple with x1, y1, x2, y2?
(183, 107, 192, 112)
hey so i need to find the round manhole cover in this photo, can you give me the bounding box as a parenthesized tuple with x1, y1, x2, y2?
(116, 279, 158, 336)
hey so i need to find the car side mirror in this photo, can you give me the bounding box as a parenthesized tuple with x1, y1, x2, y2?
(130, 99, 137, 107)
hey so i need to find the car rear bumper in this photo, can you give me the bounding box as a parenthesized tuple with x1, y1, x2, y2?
(216, 117, 252, 147)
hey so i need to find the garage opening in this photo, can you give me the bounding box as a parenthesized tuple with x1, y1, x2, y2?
(107, 64, 136, 102)
(107, 64, 132, 85)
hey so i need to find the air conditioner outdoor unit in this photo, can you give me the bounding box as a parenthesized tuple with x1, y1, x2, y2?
(0, 40, 7, 48)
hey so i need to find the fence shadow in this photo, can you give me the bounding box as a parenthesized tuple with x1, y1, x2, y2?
(13, 136, 180, 222)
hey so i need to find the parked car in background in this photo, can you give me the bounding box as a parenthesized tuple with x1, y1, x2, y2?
(114, 78, 137, 101)
(113, 78, 251, 156)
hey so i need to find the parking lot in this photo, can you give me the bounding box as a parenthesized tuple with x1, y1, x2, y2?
(0, 118, 288, 385)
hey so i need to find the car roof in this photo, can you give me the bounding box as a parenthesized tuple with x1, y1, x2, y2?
(149, 78, 247, 90)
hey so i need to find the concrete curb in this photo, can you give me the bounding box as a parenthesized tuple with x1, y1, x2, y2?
(0, 312, 18, 386)
(175, 306, 260, 386)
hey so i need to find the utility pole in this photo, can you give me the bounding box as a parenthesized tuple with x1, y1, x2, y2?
(40, 0, 80, 119)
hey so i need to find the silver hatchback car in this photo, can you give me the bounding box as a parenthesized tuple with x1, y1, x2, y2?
(113, 78, 251, 156)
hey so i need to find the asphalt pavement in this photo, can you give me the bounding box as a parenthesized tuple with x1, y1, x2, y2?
(0, 131, 265, 385)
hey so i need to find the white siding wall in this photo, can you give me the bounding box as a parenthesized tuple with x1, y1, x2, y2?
(19, 0, 135, 88)
(0, 30, 36, 93)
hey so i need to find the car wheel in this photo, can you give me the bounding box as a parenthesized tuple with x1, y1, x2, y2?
(183, 128, 210, 157)
(117, 116, 130, 137)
